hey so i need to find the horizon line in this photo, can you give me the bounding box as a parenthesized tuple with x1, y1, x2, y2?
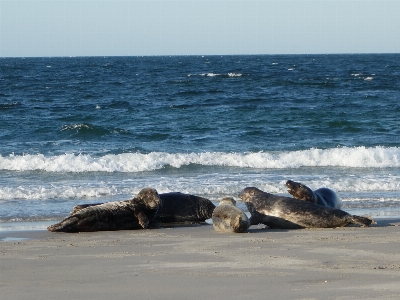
(1, 52, 399, 59)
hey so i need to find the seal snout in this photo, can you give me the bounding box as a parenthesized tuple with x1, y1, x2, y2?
(286, 180, 300, 189)
(285, 180, 303, 197)
(285, 180, 295, 194)
(285, 180, 294, 188)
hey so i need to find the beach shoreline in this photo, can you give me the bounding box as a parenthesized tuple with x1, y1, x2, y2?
(2, 219, 400, 300)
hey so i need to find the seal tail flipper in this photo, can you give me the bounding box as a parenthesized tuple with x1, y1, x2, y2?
(47, 216, 80, 232)
(350, 215, 376, 227)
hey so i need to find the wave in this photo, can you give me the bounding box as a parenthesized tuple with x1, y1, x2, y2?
(187, 73, 243, 77)
(0, 102, 20, 109)
(0, 185, 124, 201)
(60, 123, 130, 136)
(0, 146, 399, 173)
(1, 178, 399, 202)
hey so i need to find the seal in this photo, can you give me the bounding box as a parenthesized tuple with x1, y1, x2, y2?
(47, 187, 161, 232)
(155, 192, 216, 223)
(212, 197, 250, 233)
(286, 180, 342, 209)
(70, 192, 216, 224)
(239, 187, 375, 229)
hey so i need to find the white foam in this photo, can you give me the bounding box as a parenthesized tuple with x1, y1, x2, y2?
(0, 147, 399, 173)
(0, 185, 122, 200)
(1, 167, 399, 204)
(61, 124, 91, 131)
(187, 73, 241, 77)
(228, 73, 242, 77)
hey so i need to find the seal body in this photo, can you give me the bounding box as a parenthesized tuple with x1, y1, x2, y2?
(155, 192, 215, 223)
(286, 180, 342, 209)
(239, 187, 375, 229)
(212, 197, 250, 233)
(69, 192, 216, 224)
(47, 188, 161, 232)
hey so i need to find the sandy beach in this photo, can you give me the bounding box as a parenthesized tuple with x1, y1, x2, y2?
(1, 219, 400, 300)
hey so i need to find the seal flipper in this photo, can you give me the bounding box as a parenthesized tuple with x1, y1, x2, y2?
(349, 215, 376, 227)
(232, 214, 251, 233)
(135, 209, 149, 229)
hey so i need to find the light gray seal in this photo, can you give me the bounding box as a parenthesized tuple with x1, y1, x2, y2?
(239, 187, 375, 229)
(47, 188, 161, 232)
(70, 192, 216, 224)
(212, 197, 250, 233)
(286, 180, 342, 209)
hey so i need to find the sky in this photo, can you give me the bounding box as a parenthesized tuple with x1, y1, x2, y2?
(1, 0, 399, 57)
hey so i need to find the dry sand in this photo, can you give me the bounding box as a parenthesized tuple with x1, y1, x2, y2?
(1, 219, 400, 300)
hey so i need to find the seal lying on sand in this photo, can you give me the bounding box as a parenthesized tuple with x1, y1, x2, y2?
(155, 192, 216, 223)
(212, 197, 250, 233)
(47, 188, 161, 232)
(286, 180, 342, 209)
(239, 187, 375, 229)
(70, 192, 216, 224)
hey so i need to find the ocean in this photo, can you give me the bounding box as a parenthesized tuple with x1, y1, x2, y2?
(1, 54, 399, 231)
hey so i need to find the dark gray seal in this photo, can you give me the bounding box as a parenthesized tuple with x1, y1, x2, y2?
(239, 187, 375, 229)
(212, 197, 250, 233)
(155, 192, 216, 223)
(70, 192, 216, 224)
(47, 188, 161, 232)
(286, 180, 342, 209)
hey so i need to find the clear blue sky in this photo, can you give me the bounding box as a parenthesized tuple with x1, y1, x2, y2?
(1, 0, 399, 57)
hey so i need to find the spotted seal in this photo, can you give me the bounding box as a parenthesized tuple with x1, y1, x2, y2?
(47, 188, 161, 232)
(239, 187, 375, 229)
(70, 192, 216, 224)
(286, 180, 342, 209)
(212, 197, 250, 233)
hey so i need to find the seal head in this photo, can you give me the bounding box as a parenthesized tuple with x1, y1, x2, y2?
(212, 197, 250, 233)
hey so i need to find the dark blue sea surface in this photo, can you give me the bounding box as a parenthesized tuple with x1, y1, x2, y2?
(1, 54, 400, 230)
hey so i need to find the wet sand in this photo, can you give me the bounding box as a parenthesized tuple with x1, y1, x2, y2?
(1, 219, 400, 300)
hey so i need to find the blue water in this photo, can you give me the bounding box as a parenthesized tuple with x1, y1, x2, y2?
(1, 54, 400, 230)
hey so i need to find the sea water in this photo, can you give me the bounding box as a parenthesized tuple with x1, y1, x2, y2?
(1, 54, 399, 230)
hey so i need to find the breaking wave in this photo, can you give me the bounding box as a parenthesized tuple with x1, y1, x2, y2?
(0, 146, 399, 173)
